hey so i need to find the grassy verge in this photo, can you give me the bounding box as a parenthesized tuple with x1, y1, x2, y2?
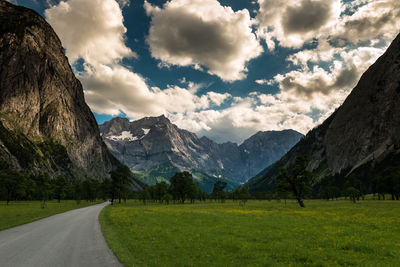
(0, 200, 102, 231)
(100, 200, 400, 267)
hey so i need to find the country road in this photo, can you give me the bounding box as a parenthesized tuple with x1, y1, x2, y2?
(0, 202, 122, 267)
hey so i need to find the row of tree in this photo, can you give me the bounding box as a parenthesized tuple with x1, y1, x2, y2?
(135, 171, 252, 204)
(2, 157, 399, 208)
(275, 155, 400, 206)
(0, 164, 135, 206)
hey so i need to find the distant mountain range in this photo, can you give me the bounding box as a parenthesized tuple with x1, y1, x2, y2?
(99, 116, 303, 189)
(0, 1, 142, 190)
(247, 32, 400, 193)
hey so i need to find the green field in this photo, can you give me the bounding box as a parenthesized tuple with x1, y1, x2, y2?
(0, 200, 102, 231)
(100, 200, 400, 267)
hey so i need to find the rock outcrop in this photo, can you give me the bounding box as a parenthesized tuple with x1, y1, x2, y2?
(0, 1, 118, 178)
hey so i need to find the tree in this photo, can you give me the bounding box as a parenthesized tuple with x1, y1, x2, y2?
(82, 178, 100, 202)
(211, 181, 227, 202)
(234, 186, 250, 205)
(276, 169, 291, 206)
(188, 182, 200, 204)
(169, 171, 196, 204)
(276, 156, 315, 208)
(163, 193, 173, 205)
(153, 182, 168, 203)
(378, 167, 400, 200)
(73, 179, 83, 204)
(34, 173, 52, 208)
(346, 175, 365, 200)
(344, 186, 360, 203)
(53, 175, 68, 203)
(100, 178, 112, 201)
(371, 175, 385, 200)
(0, 169, 27, 205)
(317, 176, 340, 200)
(139, 189, 150, 205)
(110, 165, 134, 204)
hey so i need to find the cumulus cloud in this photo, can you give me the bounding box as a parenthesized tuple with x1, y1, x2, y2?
(44, 0, 400, 144)
(79, 63, 232, 119)
(45, 0, 134, 65)
(256, 0, 400, 50)
(170, 93, 317, 143)
(45, 0, 231, 120)
(282, 0, 334, 34)
(186, 0, 398, 143)
(144, 0, 263, 81)
(256, 0, 340, 49)
(255, 79, 275, 85)
(331, 0, 400, 44)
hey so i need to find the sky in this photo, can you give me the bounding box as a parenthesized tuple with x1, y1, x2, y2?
(9, 0, 400, 143)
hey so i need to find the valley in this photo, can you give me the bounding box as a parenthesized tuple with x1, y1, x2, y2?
(1, 0, 400, 267)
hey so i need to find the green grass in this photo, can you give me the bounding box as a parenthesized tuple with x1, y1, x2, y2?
(0, 200, 102, 231)
(100, 200, 400, 267)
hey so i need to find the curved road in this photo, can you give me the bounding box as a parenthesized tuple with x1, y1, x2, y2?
(0, 202, 122, 267)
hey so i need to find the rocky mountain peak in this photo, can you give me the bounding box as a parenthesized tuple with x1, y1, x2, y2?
(100, 116, 303, 183)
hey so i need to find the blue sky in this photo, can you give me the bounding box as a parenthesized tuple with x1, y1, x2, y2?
(10, 0, 399, 143)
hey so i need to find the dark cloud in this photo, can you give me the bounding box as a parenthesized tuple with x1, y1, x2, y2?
(333, 65, 359, 89)
(256, 0, 340, 49)
(144, 0, 262, 81)
(148, 12, 235, 59)
(282, 0, 332, 34)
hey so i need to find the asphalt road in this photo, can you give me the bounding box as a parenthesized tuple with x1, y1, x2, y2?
(0, 202, 122, 267)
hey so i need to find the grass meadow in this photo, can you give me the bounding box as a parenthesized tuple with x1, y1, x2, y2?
(100, 200, 400, 267)
(0, 200, 102, 230)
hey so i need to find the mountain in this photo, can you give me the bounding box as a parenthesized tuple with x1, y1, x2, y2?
(239, 130, 304, 179)
(99, 115, 303, 186)
(0, 1, 119, 179)
(247, 32, 400, 193)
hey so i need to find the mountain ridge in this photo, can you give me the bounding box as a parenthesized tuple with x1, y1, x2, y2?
(99, 115, 303, 183)
(247, 32, 400, 192)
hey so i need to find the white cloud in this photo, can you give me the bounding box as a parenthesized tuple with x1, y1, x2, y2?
(170, 93, 316, 144)
(45, 0, 231, 120)
(43, 0, 399, 144)
(255, 79, 275, 85)
(45, 0, 134, 65)
(206, 92, 231, 106)
(79, 63, 231, 119)
(256, 0, 400, 51)
(144, 0, 263, 81)
(331, 0, 400, 45)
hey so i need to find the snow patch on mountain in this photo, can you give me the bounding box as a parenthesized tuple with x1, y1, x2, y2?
(107, 131, 138, 141)
(142, 128, 150, 135)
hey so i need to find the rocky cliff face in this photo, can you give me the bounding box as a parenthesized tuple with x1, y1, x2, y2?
(100, 116, 303, 183)
(239, 130, 305, 179)
(0, 1, 118, 178)
(247, 33, 400, 192)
